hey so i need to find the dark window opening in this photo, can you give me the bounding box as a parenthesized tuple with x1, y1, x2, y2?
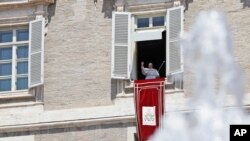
(137, 31, 166, 80)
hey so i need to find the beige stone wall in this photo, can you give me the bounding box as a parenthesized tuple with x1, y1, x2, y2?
(34, 123, 131, 141)
(1, 0, 249, 141)
(44, 0, 114, 110)
(44, 0, 250, 109)
(183, 0, 250, 95)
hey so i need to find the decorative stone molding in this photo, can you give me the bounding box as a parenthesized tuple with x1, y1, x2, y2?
(114, 1, 174, 13)
(0, 0, 53, 9)
(0, 16, 34, 27)
(174, 0, 181, 7)
(127, 2, 173, 13)
(114, 0, 175, 12)
(0, 0, 53, 26)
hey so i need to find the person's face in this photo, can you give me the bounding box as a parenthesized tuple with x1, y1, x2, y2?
(148, 63, 153, 68)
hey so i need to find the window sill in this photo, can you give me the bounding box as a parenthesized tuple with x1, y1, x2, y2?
(135, 26, 166, 32)
(123, 79, 182, 95)
(0, 90, 29, 97)
(0, 90, 38, 106)
(0, 0, 54, 6)
(0, 101, 43, 109)
(117, 89, 184, 98)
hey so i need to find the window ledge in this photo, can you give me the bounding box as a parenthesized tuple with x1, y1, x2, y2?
(0, 91, 38, 106)
(117, 89, 184, 98)
(125, 81, 173, 89)
(0, 90, 29, 97)
(135, 26, 166, 32)
(0, 93, 31, 100)
(0, 0, 54, 6)
(0, 0, 29, 6)
(0, 101, 43, 109)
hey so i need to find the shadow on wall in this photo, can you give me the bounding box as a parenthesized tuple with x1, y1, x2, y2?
(111, 79, 118, 100)
(182, 0, 193, 12)
(47, 0, 114, 22)
(241, 0, 250, 8)
(102, 0, 115, 18)
(47, 0, 57, 23)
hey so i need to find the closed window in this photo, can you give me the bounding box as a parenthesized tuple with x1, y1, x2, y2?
(137, 16, 165, 29)
(137, 18, 150, 28)
(17, 29, 29, 41)
(153, 16, 165, 26)
(0, 31, 12, 43)
(0, 29, 29, 92)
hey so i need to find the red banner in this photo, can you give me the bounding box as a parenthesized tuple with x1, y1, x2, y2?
(134, 78, 165, 141)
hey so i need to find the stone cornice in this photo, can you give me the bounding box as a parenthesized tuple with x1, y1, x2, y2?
(0, 16, 35, 27)
(0, 115, 135, 135)
(1, 92, 250, 135)
(0, 0, 54, 26)
(0, 0, 54, 9)
(127, 2, 173, 13)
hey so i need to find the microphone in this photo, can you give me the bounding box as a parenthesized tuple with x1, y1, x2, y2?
(158, 61, 165, 71)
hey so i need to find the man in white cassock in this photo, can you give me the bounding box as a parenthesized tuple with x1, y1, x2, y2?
(141, 61, 160, 80)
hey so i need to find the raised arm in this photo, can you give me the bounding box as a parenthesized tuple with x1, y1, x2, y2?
(141, 61, 146, 75)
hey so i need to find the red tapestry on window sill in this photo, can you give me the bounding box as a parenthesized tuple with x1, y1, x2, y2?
(134, 78, 165, 141)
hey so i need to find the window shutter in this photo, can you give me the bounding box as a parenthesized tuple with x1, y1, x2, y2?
(28, 18, 44, 88)
(166, 6, 184, 76)
(111, 12, 131, 79)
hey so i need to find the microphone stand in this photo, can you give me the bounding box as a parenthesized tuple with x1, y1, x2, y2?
(158, 61, 165, 71)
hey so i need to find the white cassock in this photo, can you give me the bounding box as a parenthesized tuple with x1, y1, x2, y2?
(141, 67, 160, 80)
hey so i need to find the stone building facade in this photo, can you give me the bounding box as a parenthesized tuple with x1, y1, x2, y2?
(0, 0, 249, 141)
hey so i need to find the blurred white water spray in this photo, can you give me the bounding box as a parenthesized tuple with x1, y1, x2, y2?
(150, 11, 250, 141)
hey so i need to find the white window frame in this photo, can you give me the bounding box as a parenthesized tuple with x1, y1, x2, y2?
(132, 13, 166, 81)
(0, 27, 29, 94)
(135, 14, 166, 30)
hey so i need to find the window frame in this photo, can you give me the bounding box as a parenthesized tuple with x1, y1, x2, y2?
(135, 14, 165, 29)
(0, 27, 29, 93)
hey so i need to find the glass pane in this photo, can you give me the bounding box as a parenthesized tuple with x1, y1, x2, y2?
(153, 16, 165, 26)
(17, 46, 28, 58)
(137, 18, 150, 28)
(0, 47, 12, 60)
(0, 63, 12, 76)
(17, 61, 28, 74)
(0, 31, 13, 43)
(16, 77, 28, 90)
(17, 29, 29, 41)
(0, 79, 11, 92)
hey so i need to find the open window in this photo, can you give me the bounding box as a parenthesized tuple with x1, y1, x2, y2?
(0, 18, 45, 93)
(136, 31, 166, 80)
(111, 6, 184, 83)
(29, 18, 45, 88)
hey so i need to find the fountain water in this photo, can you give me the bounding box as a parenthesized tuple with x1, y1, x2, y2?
(149, 11, 250, 141)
